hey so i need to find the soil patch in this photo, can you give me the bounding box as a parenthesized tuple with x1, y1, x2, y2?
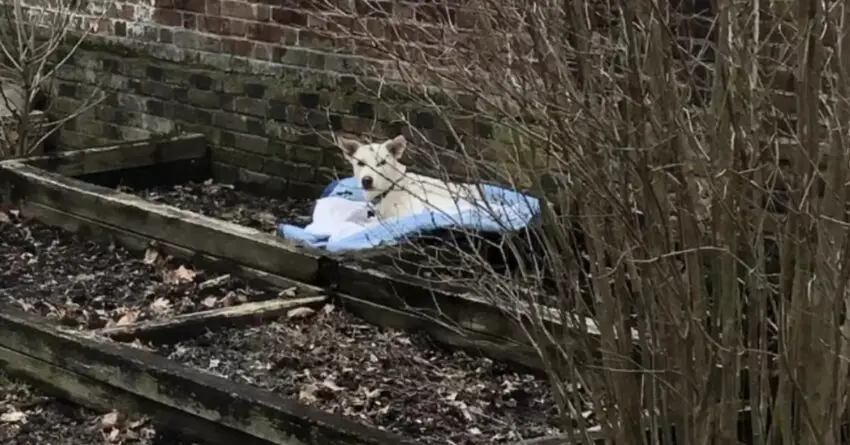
(158, 304, 566, 444)
(0, 212, 281, 329)
(123, 180, 313, 232)
(0, 372, 199, 444)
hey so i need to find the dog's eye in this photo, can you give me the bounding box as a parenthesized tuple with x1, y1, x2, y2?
(376, 160, 387, 166)
(356, 161, 365, 167)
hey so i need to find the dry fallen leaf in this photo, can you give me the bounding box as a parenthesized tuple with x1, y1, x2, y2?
(220, 294, 238, 307)
(128, 417, 148, 429)
(298, 384, 319, 404)
(0, 409, 26, 423)
(150, 297, 172, 315)
(278, 287, 298, 298)
(106, 427, 120, 442)
(115, 310, 139, 326)
(201, 296, 218, 308)
(14, 299, 34, 312)
(127, 339, 154, 351)
(143, 248, 159, 265)
(0, 212, 10, 224)
(287, 307, 316, 320)
(321, 379, 343, 392)
(364, 388, 382, 399)
(254, 211, 277, 226)
(172, 265, 197, 282)
(101, 410, 125, 428)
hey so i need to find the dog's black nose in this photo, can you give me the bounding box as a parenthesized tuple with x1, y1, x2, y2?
(361, 176, 374, 190)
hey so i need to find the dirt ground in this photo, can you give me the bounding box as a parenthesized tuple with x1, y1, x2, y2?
(0, 211, 281, 329)
(159, 304, 565, 445)
(0, 372, 198, 445)
(125, 180, 314, 232)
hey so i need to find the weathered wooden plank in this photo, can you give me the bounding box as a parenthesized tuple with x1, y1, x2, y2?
(210, 161, 323, 199)
(0, 305, 418, 445)
(19, 133, 208, 176)
(3, 161, 322, 283)
(0, 345, 270, 445)
(21, 201, 315, 293)
(327, 260, 598, 346)
(333, 290, 545, 371)
(96, 295, 328, 343)
(507, 432, 604, 445)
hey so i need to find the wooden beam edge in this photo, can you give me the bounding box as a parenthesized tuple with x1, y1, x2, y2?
(3, 161, 322, 282)
(332, 261, 604, 345)
(334, 290, 545, 372)
(94, 295, 328, 341)
(8, 133, 207, 167)
(20, 201, 315, 293)
(0, 344, 273, 445)
(0, 306, 419, 445)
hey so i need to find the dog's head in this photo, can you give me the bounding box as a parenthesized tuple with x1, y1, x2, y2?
(336, 135, 408, 194)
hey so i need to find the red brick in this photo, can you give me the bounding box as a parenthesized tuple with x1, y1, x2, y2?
(271, 8, 306, 26)
(299, 29, 334, 49)
(365, 18, 388, 39)
(118, 4, 135, 20)
(182, 12, 197, 29)
(255, 4, 270, 21)
(247, 23, 283, 43)
(154, 0, 173, 8)
(222, 18, 248, 36)
(222, 38, 253, 57)
(206, 0, 221, 15)
(153, 9, 182, 27)
(174, 0, 206, 12)
(455, 8, 477, 29)
(392, 2, 414, 19)
(324, 14, 353, 33)
(252, 42, 273, 61)
(281, 26, 299, 45)
(333, 36, 356, 52)
(97, 18, 112, 34)
(355, 0, 391, 17)
(221, 0, 255, 20)
(105, 3, 118, 18)
(415, 4, 455, 25)
(197, 15, 224, 33)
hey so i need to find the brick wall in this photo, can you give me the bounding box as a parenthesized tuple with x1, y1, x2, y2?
(30, 0, 719, 195)
(31, 0, 483, 196)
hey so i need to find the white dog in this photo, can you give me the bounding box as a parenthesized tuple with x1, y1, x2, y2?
(336, 135, 481, 220)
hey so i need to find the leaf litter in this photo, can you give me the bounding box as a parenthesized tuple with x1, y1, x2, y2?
(0, 371, 199, 444)
(158, 304, 565, 444)
(0, 214, 282, 329)
(122, 179, 313, 232)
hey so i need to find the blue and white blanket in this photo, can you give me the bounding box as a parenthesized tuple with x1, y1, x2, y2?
(277, 177, 540, 252)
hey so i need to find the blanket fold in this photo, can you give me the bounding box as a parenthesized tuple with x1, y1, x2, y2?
(278, 177, 540, 252)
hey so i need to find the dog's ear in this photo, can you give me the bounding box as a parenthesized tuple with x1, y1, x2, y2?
(337, 137, 360, 158)
(385, 135, 406, 159)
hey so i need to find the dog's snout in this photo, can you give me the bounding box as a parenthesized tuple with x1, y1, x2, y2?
(361, 176, 374, 190)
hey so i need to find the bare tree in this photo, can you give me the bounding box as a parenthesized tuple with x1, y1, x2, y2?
(0, 0, 108, 159)
(314, 0, 850, 443)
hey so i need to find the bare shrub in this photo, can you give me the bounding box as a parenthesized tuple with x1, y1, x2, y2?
(313, 0, 850, 443)
(0, 0, 108, 158)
